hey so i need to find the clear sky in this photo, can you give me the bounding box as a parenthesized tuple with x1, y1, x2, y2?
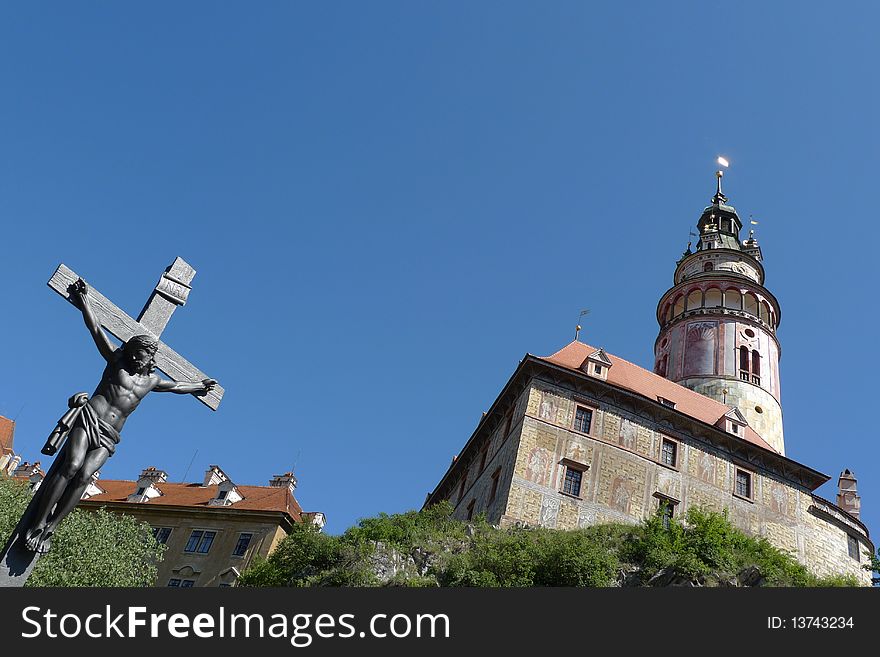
(1, 2, 877, 541)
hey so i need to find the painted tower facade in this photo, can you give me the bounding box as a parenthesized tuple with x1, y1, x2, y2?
(654, 172, 785, 454)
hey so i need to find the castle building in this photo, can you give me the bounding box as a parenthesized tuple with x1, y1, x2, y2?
(424, 172, 872, 584)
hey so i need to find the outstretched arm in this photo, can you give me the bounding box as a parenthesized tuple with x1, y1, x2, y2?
(154, 377, 217, 395)
(69, 278, 116, 362)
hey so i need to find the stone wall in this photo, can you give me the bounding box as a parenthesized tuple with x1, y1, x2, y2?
(447, 387, 530, 525)
(496, 380, 871, 584)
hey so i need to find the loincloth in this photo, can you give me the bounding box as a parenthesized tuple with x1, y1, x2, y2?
(42, 394, 121, 457)
(76, 401, 121, 456)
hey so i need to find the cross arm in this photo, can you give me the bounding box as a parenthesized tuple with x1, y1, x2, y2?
(48, 264, 225, 411)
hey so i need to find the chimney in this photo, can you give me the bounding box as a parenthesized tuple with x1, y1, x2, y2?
(837, 469, 860, 519)
(203, 465, 228, 487)
(139, 466, 168, 484)
(5, 454, 21, 476)
(269, 472, 298, 493)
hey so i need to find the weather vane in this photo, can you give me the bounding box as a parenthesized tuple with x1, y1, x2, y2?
(713, 156, 729, 204)
(575, 309, 590, 341)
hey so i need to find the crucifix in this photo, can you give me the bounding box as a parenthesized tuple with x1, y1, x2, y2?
(0, 257, 223, 587)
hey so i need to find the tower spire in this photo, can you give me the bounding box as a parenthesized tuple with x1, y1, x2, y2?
(712, 169, 728, 205)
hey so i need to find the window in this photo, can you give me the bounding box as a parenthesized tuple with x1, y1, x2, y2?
(593, 364, 602, 375)
(180, 580, 195, 588)
(731, 423, 739, 435)
(847, 535, 860, 562)
(562, 466, 583, 497)
(466, 499, 476, 521)
(574, 406, 593, 434)
(479, 444, 489, 472)
(167, 579, 181, 587)
(656, 356, 668, 378)
(489, 468, 501, 504)
(660, 500, 675, 529)
(152, 527, 172, 544)
(739, 346, 749, 380)
(233, 533, 253, 557)
(657, 396, 675, 409)
(184, 529, 217, 554)
(660, 438, 677, 467)
(735, 470, 752, 499)
(503, 411, 513, 438)
(135, 487, 146, 496)
(751, 350, 761, 385)
(703, 261, 713, 272)
(218, 489, 229, 500)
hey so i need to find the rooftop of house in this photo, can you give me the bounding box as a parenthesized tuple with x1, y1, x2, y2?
(81, 468, 307, 522)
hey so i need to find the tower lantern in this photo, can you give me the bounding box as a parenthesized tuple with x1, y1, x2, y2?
(654, 168, 784, 453)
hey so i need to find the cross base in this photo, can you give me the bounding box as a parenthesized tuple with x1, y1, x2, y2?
(0, 531, 41, 588)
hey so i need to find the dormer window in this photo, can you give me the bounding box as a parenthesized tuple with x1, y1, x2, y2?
(209, 479, 243, 507)
(127, 476, 164, 503)
(581, 349, 612, 382)
(718, 407, 748, 438)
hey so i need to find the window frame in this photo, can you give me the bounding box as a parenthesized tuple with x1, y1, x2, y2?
(652, 493, 680, 530)
(184, 529, 218, 554)
(658, 436, 680, 470)
(478, 443, 489, 473)
(571, 402, 596, 436)
(733, 467, 755, 502)
(232, 532, 254, 558)
(488, 467, 502, 505)
(847, 534, 860, 562)
(559, 459, 589, 499)
(152, 526, 173, 545)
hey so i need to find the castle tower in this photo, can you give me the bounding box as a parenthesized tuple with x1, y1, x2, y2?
(654, 170, 784, 453)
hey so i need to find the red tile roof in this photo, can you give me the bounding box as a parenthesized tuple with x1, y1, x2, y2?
(84, 480, 304, 521)
(0, 416, 14, 456)
(538, 341, 778, 453)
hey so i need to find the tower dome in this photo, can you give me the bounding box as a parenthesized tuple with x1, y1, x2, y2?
(654, 170, 784, 453)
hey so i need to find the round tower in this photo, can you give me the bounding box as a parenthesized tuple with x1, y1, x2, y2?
(654, 170, 784, 454)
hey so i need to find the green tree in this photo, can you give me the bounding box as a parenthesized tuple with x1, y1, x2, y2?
(0, 476, 165, 586)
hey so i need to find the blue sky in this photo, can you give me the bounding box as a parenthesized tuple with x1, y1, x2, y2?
(1, 2, 877, 541)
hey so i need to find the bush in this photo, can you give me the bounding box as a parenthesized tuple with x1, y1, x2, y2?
(240, 502, 864, 588)
(0, 476, 165, 587)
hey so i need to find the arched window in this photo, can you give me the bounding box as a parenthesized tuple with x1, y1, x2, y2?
(666, 304, 673, 322)
(739, 346, 749, 380)
(744, 293, 759, 317)
(686, 289, 702, 311)
(721, 218, 731, 232)
(704, 288, 722, 308)
(673, 295, 685, 317)
(724, 289, 742, 310)
(752, 350, 761, 378)
(703, 261, 714, 272)
(760, 301, 771, 324)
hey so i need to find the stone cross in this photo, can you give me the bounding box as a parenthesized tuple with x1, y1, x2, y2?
(47, 257, 224, 409)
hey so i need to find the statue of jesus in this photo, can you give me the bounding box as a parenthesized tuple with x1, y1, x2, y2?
(22, 278, 216, 554)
